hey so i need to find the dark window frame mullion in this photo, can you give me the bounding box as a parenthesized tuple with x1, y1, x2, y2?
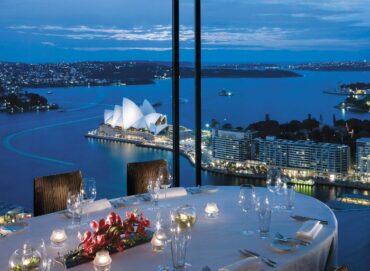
(195, 0, 202, 186)
(172, 0, 180, 187)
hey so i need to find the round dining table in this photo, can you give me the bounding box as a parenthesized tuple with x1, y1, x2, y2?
(0, 186, 337, 271)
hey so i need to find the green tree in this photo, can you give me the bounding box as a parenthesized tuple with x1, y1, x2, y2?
(302, 117, 319, 131)
(222, 122, 232, 130)
(210, 119, 219, 129)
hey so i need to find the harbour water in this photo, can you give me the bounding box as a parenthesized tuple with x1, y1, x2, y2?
(0, 71, 369, 209)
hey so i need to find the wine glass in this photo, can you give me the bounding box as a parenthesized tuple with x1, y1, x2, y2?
(159, 165, 173, 207)
(266, 167, 283, 210)
(148, 179, 160, 210)
(238, 184, 256, 236)
(66, 192, 82, 228)
(81, 178, 97, 223)
(81, 178, 97, 204)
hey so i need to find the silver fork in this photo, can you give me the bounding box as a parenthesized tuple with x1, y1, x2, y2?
(239, 249, 277, 268)
(275, 232, 311, 246)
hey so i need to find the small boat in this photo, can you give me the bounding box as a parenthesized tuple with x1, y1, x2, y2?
(47, 91, 53, 94)
(218, 89, 233, 96)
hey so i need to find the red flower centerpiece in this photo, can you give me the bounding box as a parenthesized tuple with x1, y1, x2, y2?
(64, 210, 152, 268)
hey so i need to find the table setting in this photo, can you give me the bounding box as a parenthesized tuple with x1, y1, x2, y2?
(0, 175, 337, 271)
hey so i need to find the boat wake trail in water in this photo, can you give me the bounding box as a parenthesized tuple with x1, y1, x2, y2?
(3, 115, 101, 166)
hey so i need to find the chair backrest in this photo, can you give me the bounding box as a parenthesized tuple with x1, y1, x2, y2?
(33, 171, 83, 216)
(127, 159, 168, 196)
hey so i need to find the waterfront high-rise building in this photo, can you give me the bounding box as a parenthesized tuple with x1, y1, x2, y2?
(253, 136, 350, 175)
(212, 129, 258, 161)
(356, 138, 370, 178)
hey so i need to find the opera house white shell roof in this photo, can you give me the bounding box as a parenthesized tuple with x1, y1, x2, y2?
(104, 98, 168, 135)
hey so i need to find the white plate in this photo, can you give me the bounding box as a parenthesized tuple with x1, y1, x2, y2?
(271, 240, 296, 252)
(200, 185, 219, 193)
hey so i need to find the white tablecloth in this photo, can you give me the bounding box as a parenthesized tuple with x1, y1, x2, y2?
(0, 186, 337, 271)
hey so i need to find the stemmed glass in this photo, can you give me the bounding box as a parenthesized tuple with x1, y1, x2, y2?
(66, 192, 82, 228)
(159, 165, 173, 207)
(266, 167, 283, 210)
(148, 179, 160, 210)
(154, 209, 172, 271)
(238, 184, 256, 236)
(81, 178, 97, 204)
(81, 178, 97, 223)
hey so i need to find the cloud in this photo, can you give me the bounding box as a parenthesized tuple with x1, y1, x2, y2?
(263, 0, 370, 26)
(9, 24, 190, 42)
(71, 47, 172, 52)
(8, 25, 37, 30)
(41, 41, 55, 46)
(7, 23, 370, 51)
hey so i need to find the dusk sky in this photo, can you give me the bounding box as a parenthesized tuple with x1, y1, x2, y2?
(1, 0, 370, 63)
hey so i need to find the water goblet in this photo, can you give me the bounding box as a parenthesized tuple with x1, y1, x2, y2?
(266, 167, 283, 210)
(154, 208, 172, 271)
(66, 192, 82, 228)
(81, 178, 97, 223)
(159, 165, 173, 207)
(256, 196, 271, 239)
(170, 224, 192, 270)
(81, 178, 97, 204)
(148, 179, 160, 210)
(284, 184, 295, 211)
(238, 184, 256, 236)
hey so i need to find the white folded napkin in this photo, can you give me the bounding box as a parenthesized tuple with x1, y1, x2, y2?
(158, 187, 187, 199)
(0, 223, 26, 236)
(0, 226, 11, 236)
(82, 199, 112, 214)
(218, 257, 262, 271)
(296, 220, 323, 240)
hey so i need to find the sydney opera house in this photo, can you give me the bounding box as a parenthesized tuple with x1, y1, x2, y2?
(104, 97, 168, 135)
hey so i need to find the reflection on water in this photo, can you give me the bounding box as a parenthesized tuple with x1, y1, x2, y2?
(202, 171, 369, 203)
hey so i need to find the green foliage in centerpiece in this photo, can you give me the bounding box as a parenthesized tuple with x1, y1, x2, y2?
(173, 205, 197, 229)
(63, 211, 152, 268)
(10, 256, 41, 271)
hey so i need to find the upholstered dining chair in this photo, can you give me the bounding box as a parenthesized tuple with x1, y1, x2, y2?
(33, 170, 83, 216)
(127, 159, 168, 196)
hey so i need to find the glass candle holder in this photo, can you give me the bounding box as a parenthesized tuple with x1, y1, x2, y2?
(93, 250, 112, 271)
(50, 229, 67, 246)
(172, 205, 197, 228)
(9, 247, 43, 271)
(204, 203, 219, 218)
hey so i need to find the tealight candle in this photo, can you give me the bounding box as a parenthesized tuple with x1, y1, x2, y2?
(93, 250, 112, 271)
(151, 233, 165, 252)
(50, 229, 67, 246)
(205, 202, 219, 218)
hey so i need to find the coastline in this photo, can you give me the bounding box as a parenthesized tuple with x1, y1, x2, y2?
(85, 133, 370, 191)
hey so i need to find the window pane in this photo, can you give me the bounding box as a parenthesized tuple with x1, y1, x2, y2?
(200, 0, 370, 201)
(0, 0, 173, 210)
